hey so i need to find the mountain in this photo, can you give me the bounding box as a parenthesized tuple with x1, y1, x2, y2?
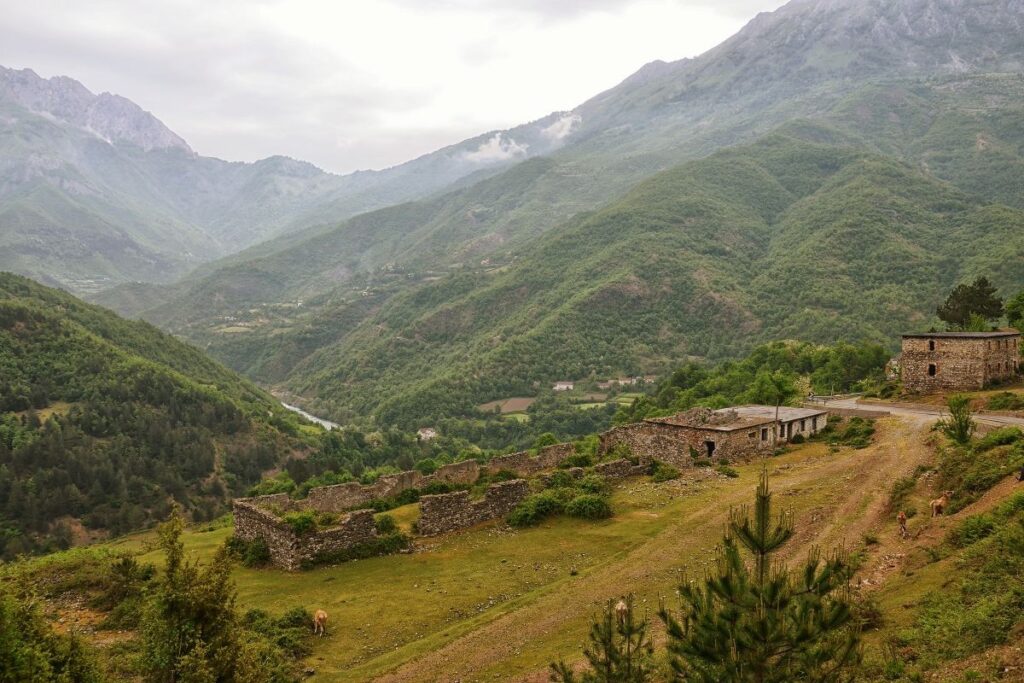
(0, 272, 312, 557)
(107, 0, 1024, 426)
(0, 68, 582, 293)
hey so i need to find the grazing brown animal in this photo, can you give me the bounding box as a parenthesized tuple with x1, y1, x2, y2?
(930, 491, 954, 517)
(614, 599, 628, 625)
(896, 511, 908, 539)
(313, 609, 328, 637)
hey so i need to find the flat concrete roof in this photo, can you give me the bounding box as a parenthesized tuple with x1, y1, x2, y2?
(727, 405, 828, 422)
(902, 329, 1019, 339)
(647, 414, 775, 432)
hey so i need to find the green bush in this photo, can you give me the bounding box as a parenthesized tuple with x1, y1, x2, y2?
(488, 469, 519, 483)
(375, 514, 398, 535)
(974, 427, 1022, 452)
(716, 465, 740, 478)
(578, 474, 610, 495)
(565, 494, 613, 520)
(789, 433, 805, 444)
(889, 476, 917, 511)
(414, 458, 438, 475)
(693, 457, 713, 468)
(545, 470, 576, 489)
(948, 514, 996, 547)
(834, 417, 876, 448)
(508, 492, 564, 527)
(651, 462, 681, 482)
(560, 453, 593, 468)
(282, 510, 317, 534)
(986, 391, 1024, 411)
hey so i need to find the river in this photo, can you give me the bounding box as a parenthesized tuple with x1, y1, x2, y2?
(280, 402, 340, 430)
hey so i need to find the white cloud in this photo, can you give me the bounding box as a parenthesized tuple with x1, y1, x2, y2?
(459, 133, 529, 164)
(540, 112, 581, 143)
(0, 0, 788, 173)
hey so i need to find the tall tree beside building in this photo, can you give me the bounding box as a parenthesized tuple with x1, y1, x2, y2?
(936, 277, 1004, 331)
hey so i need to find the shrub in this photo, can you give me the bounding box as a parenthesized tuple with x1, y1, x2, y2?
(651, 461, 680, 482)
(507, 492, 564, 527)
(606, 442, 635, 463)
(986, 391, 1024, 411)
(282, 510, 317, 535)
(835, 417, 876, 449)
(789, 433, 805, 444)
(948, 514, 996, 547)
(693, 457, 713, 467)
(488, 469, 518, 483)
(560, 453, 593, 468)
(545, 470, 576, 489)
(414, 458, 438, 475)
(939, 395, 976, 445)
(974, 427, 1022, 452)
(716, 465, 740, 478)
(565, 494, 613, 520)
(578, 474, 610, 495)
(374, 514, 397, 535)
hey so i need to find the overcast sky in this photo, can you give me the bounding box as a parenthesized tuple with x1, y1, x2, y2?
(0, 0, 787, 174)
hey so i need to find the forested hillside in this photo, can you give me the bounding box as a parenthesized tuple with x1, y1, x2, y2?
(0, 273, 313, 557)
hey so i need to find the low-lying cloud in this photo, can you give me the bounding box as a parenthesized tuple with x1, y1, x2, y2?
(540, 112, 581, 142)
(459, 133, 530, 164)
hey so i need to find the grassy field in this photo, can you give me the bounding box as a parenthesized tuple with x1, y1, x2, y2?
(25, 412, 1024, 682)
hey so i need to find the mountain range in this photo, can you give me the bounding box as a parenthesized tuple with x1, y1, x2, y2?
(5, 0, 1024, 427)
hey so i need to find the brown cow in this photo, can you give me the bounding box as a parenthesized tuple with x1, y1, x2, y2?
(313, 609, 328, 637)
(930, 491, 954, 518)
(896, 511, 908, 539)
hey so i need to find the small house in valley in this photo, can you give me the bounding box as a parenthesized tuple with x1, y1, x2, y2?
(900, 330, 1020, 393)
(552, 381, 575, 391)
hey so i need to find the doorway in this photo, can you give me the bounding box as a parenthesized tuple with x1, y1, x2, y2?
(704, 441, 716, 458)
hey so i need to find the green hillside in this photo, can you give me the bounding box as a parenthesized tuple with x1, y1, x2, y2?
(0, 273, 310, 557)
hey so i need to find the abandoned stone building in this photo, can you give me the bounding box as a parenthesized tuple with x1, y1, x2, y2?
(599, 405, 827, 469)
(900, 330, 1021, 393)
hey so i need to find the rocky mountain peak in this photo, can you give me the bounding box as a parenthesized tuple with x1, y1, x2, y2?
(0, 66, 193, 153)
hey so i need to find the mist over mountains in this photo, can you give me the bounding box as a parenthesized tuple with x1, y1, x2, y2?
(4, 0, 1024, 426)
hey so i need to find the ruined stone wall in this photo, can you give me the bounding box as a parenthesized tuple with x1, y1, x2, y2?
(594, 458, 648, 479)
(598, 422, 768, 468)
(902, 335, 1021, 394)
(305, 460, 480, 512)
(417, 479, 530, 536)
(485, 442, 575, 476)
(232, 499, 380, 571)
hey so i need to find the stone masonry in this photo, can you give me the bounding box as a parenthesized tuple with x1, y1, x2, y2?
(232, 498, 378, 571)
(901, 330, 1020, 393)
(417, 479, 531, 536)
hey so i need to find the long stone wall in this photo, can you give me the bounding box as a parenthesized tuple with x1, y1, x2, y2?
(305, 460, 480, 512)
(417, 479, 530, 536)
(485, 443, 575, 476)
(598, 422, 769, 469)
(232, 499, 379, 571)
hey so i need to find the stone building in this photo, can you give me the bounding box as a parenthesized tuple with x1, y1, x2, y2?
(599, 405, 827, 469)
(900, 330, 1020, 393)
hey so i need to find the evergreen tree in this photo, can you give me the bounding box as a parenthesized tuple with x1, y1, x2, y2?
(936, 276, 1004, 330)
(1006, 289, 1024, 330)
(550, 595, 654, 683)
(938, 394, 975, 445)
(658, 472, 861, 682)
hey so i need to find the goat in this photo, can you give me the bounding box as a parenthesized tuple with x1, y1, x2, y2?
(930, 491, 954, 517)
(313, 609, 328, 637)
(896, 511, 908, 539)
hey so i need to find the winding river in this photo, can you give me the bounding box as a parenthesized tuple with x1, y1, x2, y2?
(280, 402, 340, 430)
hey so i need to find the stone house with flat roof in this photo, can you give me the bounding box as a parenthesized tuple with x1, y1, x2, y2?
(901, 330, 1020, 393)
(598, 405, 828, 469)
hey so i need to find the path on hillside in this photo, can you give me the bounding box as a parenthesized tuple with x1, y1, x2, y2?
(819, 397, 1024, 427)
(368, 417, 937, 683)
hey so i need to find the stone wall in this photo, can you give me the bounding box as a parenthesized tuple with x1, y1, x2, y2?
(485, 442, 575, 476)
(594, 458, 648, 478)
(305, 459, 480, 512)
(598, 422, 769, 469)
(902, 334, 1020, 393)
(232, 500, 379, 571)
(417, 479, 530, 536)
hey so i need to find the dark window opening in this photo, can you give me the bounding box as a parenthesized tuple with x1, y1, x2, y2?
(928, 340, 935, 351)
(812, 416, 818, 430)
(928, 363, 937, 377)
(800, 419, 806, 431)
(704, 441, 716, 458)
(761, 428, 768, 442)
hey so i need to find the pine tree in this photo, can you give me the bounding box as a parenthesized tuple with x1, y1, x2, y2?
(936, 276, 1004, 330)
(658, 471, 861, 682)
(550, 595, 654, 683)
